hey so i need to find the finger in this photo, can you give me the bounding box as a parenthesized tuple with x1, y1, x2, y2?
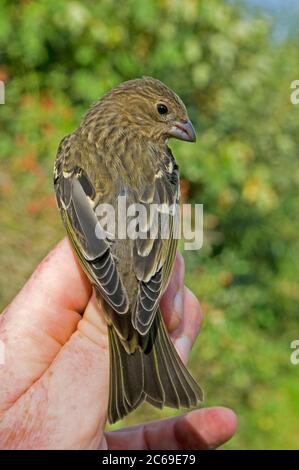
(4, 237, 91, 317)
(106, 407, 237, 450)
(160, 251, 185, 333)
(0, 238, 92, 412)
(172, 287, 204, 364)
(1, 293, 110, 449)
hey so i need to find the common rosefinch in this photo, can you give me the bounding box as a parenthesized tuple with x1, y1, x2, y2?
(54, 77, 203, 423)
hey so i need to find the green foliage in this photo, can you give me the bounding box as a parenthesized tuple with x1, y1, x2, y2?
(1, 0, 299, 449)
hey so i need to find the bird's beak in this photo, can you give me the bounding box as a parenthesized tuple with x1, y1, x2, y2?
(169, 118, 196, 142)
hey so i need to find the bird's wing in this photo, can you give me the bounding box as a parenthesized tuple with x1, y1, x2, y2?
(132, 154, 180, 335)
(54, 138, 129, 315)
(54, 137, 180, 337)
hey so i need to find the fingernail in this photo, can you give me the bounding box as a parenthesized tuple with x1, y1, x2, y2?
(173, 288, 184, 320)
(175, 336, 192, 364)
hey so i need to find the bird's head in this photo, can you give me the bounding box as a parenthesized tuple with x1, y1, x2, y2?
(85, 77, 196, 144)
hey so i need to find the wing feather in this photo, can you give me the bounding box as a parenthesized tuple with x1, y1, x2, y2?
(132, 159, 180, 335)
(55, 164, 129, 315)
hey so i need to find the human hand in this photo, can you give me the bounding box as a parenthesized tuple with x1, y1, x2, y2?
(0, 238, 237, 449)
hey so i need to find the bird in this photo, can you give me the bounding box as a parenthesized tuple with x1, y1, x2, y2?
(54, 76, 203, 423)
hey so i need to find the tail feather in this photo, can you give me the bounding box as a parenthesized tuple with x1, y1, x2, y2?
(108, 309, 203, 424)
(108, 326, 130, 421)
(158, 315, 202, 407)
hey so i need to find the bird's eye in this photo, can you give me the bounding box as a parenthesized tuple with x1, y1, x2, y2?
(157, 103, 168, 115)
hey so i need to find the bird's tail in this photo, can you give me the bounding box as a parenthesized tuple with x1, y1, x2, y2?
(108, 308, 203, 424)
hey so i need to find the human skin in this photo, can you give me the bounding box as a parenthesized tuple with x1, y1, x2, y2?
(0, 238, 237, 450)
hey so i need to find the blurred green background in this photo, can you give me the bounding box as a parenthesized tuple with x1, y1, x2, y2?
(1, 0, 299, 449)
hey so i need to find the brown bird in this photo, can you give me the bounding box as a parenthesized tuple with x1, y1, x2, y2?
(54, 77, 203, 423)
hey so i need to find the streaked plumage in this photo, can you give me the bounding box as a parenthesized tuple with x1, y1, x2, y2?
(54, 77, 203, 423)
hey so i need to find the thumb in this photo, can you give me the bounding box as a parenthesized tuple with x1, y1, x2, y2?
(2, 293, 110, 449)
